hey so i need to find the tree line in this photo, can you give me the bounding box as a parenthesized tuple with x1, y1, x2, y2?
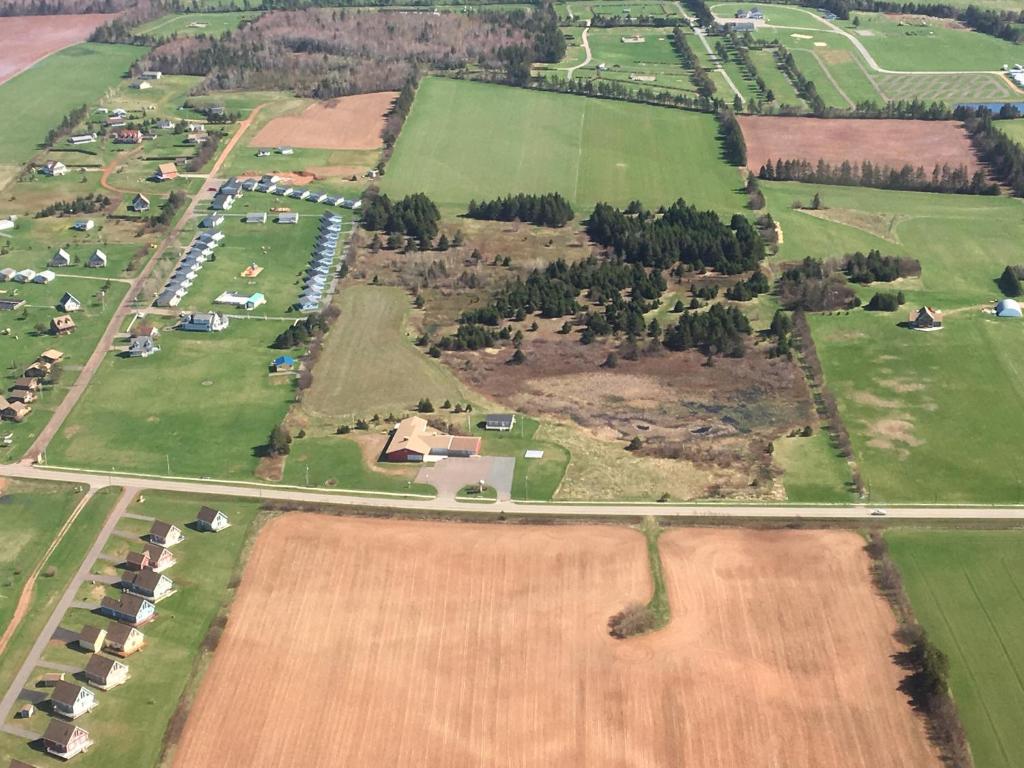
(586, 199, 765, 274)
(537, 71, 717, 113)
(184, 130, 222, 172)
(960, 107, 1024, 197)
(775, 44, 825, 115)
(844, 250, 921, 283)
(45, 104, 90, 147)
(361, 192, 441, 245)
(758, 156, 997, 195)
(466, 192, 574, 227)
(717, 107, 746, 166)
(36, 193, 110, 218)
(380, 78, 417, 171)
(671, 27, 716, 101)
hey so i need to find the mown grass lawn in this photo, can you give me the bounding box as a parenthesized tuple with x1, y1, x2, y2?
(133, 11, 260, 38)
(382, 77, 745, 216)
(887, 531, 1024, 768)
(280, 435, 434, 495)
(472, 416, 570, 501)
(0, 491, 263, 768)
(47, 317, 300, 479)
(773, 430, 855, 503)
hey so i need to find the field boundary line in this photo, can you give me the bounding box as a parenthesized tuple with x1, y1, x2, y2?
(963, 570, 1024, 699)
(806, 49, 854, 108)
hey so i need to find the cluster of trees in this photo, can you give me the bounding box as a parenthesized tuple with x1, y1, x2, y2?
(778, 258, 859, 311)
(141, 7, 560, 96)
(608, 602, 657, 638)
(844, 250, 921, 283)
(151, 190, 186, 228)
(724, 268, 769, 301)
(662, 303, 751, 357)
(680, 0, 715, 28)
(997, 265, 1024, 296)
(759, 156, 997, 195)
(538, 72, 716, 113)
(45, 104, 90, 147)
(865, 290, 906, 311)
(271, 312, 332, 349)
(361, 193, 441, 244)
(36, 193, 109, 218)
(586, 199, 765, 274)
(589, 13, 676, 28)
(266, 424, 292, 457)
(769, 309, 794, 357)
(185, 130, 221, 172)
(717, 107, 746, 166)
(466, 192, 574, 227)
(961, 108, 1024, 197)
(745, 174, 766, 210)
(963, 4, 1024, 43)
(775, 44, 825, 115)
(671, 27, 716, 100)
(727, 32, 769, 101)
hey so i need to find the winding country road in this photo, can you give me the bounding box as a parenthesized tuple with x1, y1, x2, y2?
(565, 20, 592, 79)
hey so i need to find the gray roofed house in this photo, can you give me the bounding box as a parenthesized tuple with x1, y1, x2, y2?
(277, 212, 299, 224)
(149, 519, 185, 545)
(211, 193, 234, 211)
(130, 193, 150, 212)
(179, 311, 228, 333)
(99, 594, 155, 626)
(128, 335, 159, 358)
(485, 413, 517, 431)
(200, 214, 224, 228)
(58, 292, 81, 312)
(155, 288, 181, 308)
(240, 178, 258, 191)
(196, 505, 230, 531)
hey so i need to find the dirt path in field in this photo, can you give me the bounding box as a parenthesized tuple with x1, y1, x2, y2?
(0, 14, 112, 86)
(169, 517, 940, 768)
(565, 20, 592, 80)
(0, 487, 95, 657)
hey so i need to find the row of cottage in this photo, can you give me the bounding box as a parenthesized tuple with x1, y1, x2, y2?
(22, 506, 231, 763)
(0, 251, 106, 287)
(298, 213, 344, 312)
(156, 230, 224, 308)
(214, 175, 362, 211)
(0, 349, 63, 423)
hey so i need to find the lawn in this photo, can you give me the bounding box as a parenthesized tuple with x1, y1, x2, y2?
(302, 284, 474, 423)
(0, 44, 142, 170)
(472, 416, 570, 501)
(46, 316, 300, 479)
(278, 435, 435, 495)
(382, 77, 746, 216)
(773, 430, 855, 503)
(710, 2, 833, 30)
(888, 531, 1024, 768)
(765, 181, 1024, 503)
(0, 491, 264, 768)
(133, 11, 260, 38)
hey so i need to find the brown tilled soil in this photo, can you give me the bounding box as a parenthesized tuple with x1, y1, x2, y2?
(0, 14, 111, 85)
(170, 516, 940, 768)
(739, 116, 982, 174)
(249, 91, 398, 150)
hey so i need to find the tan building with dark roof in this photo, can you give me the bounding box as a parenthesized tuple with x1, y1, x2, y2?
(104, 622, 145, 656)
(149, 520, 184, 547)
(83, 653, 130, 690)
(77, 625, 106, 653)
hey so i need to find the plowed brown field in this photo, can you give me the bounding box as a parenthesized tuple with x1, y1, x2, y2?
(171, 517, 939, 768)
(0, 14, 111, 85)
(250, 91, 397, 150)
(739, 115, 981, 174)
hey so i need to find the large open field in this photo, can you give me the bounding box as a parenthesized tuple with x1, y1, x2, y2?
(250, 91, 396, 151)
(382, 77, 745, 215)
(739, 116, 981, 172)
(170, 517, 938, 768)
(0, 14, 113, 86)
(132, 11, 261, 39)
(888, 531, 1024, 768)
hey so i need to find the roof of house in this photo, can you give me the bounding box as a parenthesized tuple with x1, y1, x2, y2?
(51, 315, 75, 330)
(150, 520, 178, 538)
(84, 653, 120, 678)
(39, 349, 63, 363)
(486, 413, 515, 426)
(142, 542, 172, 561)
(78, 625, 104, 645)
(386, 416, 481, 457)
(105, 622, 140, 645)
(124, 568, 166, 592)
(50, 680, 85, 708)
(43, 718, 81, 746)
(197, 505, 222, 524)
(126, 551, 148, 568)
(157, 162, 177, 176)
(59, 292, 80, 306)
(101, 593, 150, 616)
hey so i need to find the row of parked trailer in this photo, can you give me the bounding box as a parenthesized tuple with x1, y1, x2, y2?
(155, 230, 225, 308)
(298, 213, 344, 312)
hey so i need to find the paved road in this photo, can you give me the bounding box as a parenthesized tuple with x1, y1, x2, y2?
(566, 20, 592, 80)
(0, 487, 136, 736)
(5, 463, 1024, 520)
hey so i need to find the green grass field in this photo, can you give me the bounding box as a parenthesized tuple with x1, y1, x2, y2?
(773, 430, 854, 502)
(0, 491, 263, 768)
(47, 316, 300, 479)
(473, 416, 570, 501)
(749, 48, 807, 108)
(766, 181, 1024, 503)
(133, 11, 260, 38)
(279, 435, 435, 495)
(997, 118, 1024, 148)
(382, 77, 745, 215)
(0, 44, 141, 170)
(888, 531, 1024, 768)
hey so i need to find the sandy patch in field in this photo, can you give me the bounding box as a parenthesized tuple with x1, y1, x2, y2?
(877, 378, 926, 393)
(739, 116, 982, 174)
(814, 41, 828, 47)
(171, 517, 940, 768)
(853, 391, 902, 409)
(0, 14, 112, 85)
(867, 416, 923, 451)
(250, 91, 397, 150)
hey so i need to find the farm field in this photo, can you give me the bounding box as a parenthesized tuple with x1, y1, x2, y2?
(0, 14, 114, 86)
(382, 77, 745, 215)
(765, 181, 1024, 503)
(170, 517, 938, 768)
(133, 11, 261, 38)
(739, 116, 981, 173)
(0, 491, 263, 768)
(249, 91, 396, 151)
(46, 316, 301, 480)
(888, 531, 1024, 768)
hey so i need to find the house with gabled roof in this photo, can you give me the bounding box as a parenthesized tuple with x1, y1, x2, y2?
(142, 542, 176, 571)
(42, 719, 92, 759)
(1, 398, 30, 422)
(41, 160, 68, 177)
(38, 349, 64, 365)
(196, 505, 230, 532)
(383, 416, 482, 462)
(130, 193, 150, 213)
(87, 249, 107, 269)
(149, 520, 185, 546)
(154, 162, 178, 181)
(104, 622, 145, 657)
(83, 653, 130, 689)
(911, 306, 943, 330)
(179, 312, 228, 333)
(121, 569, 174, 601)
(77, 625, 106, 653)
(73, 219, 94, 231)
(58, 292, 82, 312)
(127, 335, 159, 358)
(99, 594, 155, 626)
(50, 249, 72, 268)
(50, 315, 76, 335)
(49, 681, 97, 720)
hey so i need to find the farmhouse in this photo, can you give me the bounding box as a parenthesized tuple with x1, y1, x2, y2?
(73, 219, 94, 232)
(142, 70, 162, 79)
(76, 625, 106, 653)
(150, 519, 185, 546)
(196, 505, 230, 532)
(40, 161, 68, 177)
(58, 292, 82, 312)
(996, 298, 1022, 317)
(485, 414, 516, 431)
(50, 315, 76, 335)
(50, 249, 72, 267)
(87, 249, 107, 268)
(383, 416, 482, 462)
(32, 270, 55, 284)
(42, 719, 92, 760)
(128, 334, 159, 358)
(83, 653, 130, 690)
(104, 622, 145, 656)
(155, 119, 175, 130)
(121, 569, 175, 601)
(245, 212, 268, 224)
(179, 312, 229, 332)
(154, 162, 178, 182)
(130, 193, 150, 213)
(49, 681, 97, 720)
(911, 306, 943, 330)
(132, 80, 151, 90)
(99, 594, 155, 626)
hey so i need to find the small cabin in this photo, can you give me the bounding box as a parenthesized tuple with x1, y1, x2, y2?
(196, 505, 230, 532)
(77, 625, 106, 653)
(83, 653, 130, 690)
(42, 719, 93, 760)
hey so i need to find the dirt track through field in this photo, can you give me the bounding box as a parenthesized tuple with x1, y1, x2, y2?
(250, 91, 397, 150)
(171, 517, 939, 768)
(739, 115, 981, 174)
(0, 14, 111, 85)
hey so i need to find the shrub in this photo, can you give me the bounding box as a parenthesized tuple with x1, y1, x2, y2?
(608, 601, 656, 639)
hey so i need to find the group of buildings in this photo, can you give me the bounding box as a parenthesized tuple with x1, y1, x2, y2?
(156, 230, 225, 308)
(27, 506, 230, 762)
(241, 175, 362, 210)
(299, 213, 344, 312)
(0, 349, 63, 423)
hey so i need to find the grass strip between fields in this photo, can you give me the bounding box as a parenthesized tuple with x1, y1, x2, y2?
(642, 516, 670, 629)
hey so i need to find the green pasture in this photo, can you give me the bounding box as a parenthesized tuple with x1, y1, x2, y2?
(888, 531, 1024, 768)
(133, 11, 260, 38)
(586, 27, 685, 70)
(383, 77, 745, 215)
(0, 492, 262, 768)
(875, 72, 1016, 103)
(766, 182, 1024, 503)
(773, 430, 854, 502)
(47, 316, 300, 479)
(998, 118, 1024, 147)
